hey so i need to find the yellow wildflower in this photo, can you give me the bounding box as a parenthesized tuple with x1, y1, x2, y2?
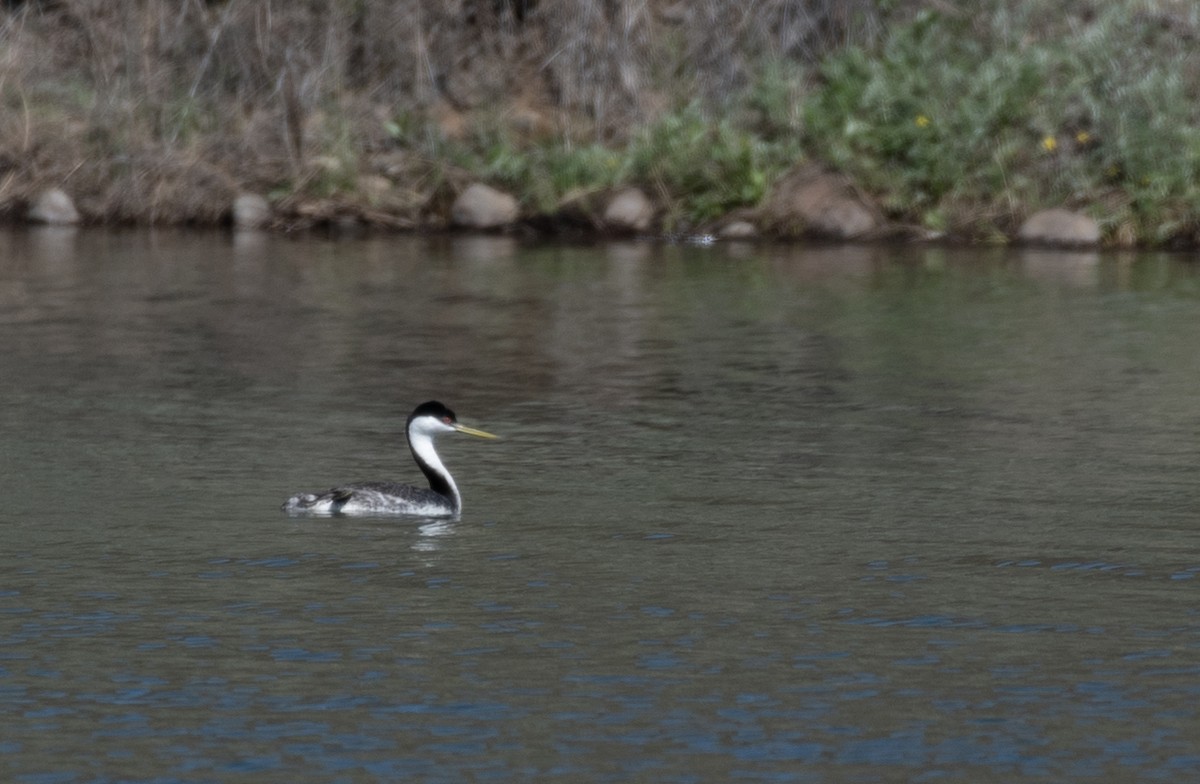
(1041, 135, 1058, 152)
(915, 115, 930, 128)
(1075, 131, 1091, 144)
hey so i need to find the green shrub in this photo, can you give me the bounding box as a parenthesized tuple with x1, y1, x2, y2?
(804, 10, 1045, 229)
(427, 97, 801, 227)
(627, 103, 798, 227)
(803, 2, 1200, 241)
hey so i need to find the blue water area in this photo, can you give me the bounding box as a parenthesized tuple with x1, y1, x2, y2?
(2, 232, 1200, 781)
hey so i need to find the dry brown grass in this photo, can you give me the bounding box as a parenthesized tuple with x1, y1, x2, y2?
(0, 0, 878, 225)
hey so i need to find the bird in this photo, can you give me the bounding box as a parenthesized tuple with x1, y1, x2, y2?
(282, 400, 498, 516)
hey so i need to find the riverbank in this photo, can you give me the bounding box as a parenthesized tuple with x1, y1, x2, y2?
(4, 2, 1200, 247)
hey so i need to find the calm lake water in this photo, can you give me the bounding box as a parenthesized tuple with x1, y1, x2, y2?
(2, 228, 1199, 782)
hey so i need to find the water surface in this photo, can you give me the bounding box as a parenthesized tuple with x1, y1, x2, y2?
(2, 230, 1200, 781)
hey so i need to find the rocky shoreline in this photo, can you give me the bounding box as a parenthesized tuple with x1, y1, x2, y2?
(7, 3, 1198, 250)
(22, 168, 1107, 249)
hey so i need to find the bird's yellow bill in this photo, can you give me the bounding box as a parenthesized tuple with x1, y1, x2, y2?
(454, 423, 499, 439)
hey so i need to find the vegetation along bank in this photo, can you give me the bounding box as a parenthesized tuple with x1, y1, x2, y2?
(4, 1, 1200, 247)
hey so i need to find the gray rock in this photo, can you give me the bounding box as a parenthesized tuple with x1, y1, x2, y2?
(718, 220, 758, 239)
(1017, 208, 1100, 246)
(451, 183, 519, 229)
(813, 199, 877, 239)
(28, 189, 80, 225)
(604, 188, 654, 233)
(232, 193, 271, 229)
(763, 166, 879, 239)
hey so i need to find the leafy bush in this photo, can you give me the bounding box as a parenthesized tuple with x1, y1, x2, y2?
(626, 104, 798, 226)
(431, 99, 801, 227)
(804, 10, 1044, 230)
(803, 3, 1200, 241)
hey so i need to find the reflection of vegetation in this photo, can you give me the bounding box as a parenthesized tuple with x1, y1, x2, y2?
(3, 1, 1200, 244)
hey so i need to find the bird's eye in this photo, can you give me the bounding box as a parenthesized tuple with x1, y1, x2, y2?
(442, 416, 452, 424)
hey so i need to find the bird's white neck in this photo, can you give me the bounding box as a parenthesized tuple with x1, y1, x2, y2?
(409, 429, 462, 512)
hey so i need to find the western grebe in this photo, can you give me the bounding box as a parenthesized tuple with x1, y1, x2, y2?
(282, 400, 498, 516)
